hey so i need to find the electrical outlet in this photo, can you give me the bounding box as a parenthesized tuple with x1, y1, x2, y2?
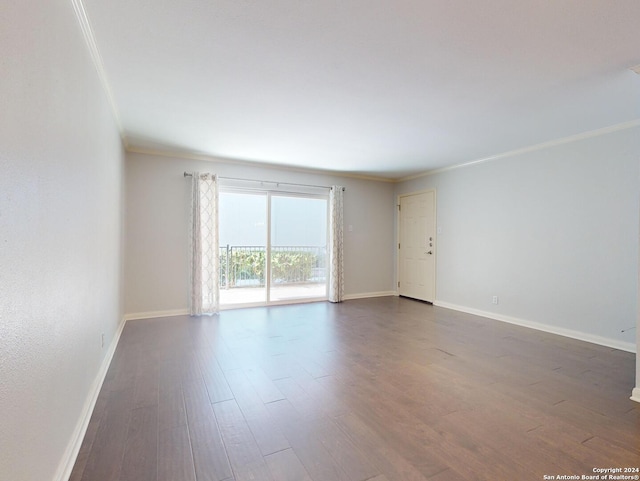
(101, 333, 105, 348)
(492, 296, 499, 305)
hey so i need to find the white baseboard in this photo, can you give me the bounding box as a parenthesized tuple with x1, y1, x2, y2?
(343, 290, 397, 301)
(54, 316, 126, 481)
(631, 388, 640, 403)
(125, 294, 399, 318)
(124, 308, 189, 321)
(433, 301, 636, 353)
(125, 297, 403, 319)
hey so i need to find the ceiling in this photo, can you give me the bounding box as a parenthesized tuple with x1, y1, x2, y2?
(81, 0, 640, 179)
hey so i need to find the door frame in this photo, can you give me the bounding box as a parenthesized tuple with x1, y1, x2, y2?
(396, 189, 437, 302)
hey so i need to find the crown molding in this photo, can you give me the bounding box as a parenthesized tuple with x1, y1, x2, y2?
(71, 0, 127, 147)
(128, 114, 640, 186)
(398, 119, 640, 183)
(68, 5, 639, 187)
(123, 117, 640, 185)
(126, 146, 397, 183)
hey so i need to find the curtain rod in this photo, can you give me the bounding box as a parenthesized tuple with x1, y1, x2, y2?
(183, 172, 345, 191)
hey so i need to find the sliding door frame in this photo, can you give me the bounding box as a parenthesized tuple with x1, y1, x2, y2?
(219, 186, 329, 309)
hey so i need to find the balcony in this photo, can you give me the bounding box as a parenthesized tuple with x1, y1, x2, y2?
(219, 245, 327, 305)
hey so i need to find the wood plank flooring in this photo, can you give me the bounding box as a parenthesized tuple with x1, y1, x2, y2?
(70, 297, 640, 481)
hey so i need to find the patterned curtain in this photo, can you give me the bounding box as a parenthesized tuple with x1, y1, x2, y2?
(329, 186, 345, 302)
(189, 173, 219, 315)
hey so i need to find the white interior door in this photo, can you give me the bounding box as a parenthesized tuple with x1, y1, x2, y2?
(399, 191, 436, 302)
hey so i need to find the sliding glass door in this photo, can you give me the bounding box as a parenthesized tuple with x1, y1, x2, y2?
(218, 191, 267, 306)
(270, 194, 328, 302)
(219, 189, 328, 307)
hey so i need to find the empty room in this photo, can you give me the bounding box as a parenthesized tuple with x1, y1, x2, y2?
(1, 1, 639, 480)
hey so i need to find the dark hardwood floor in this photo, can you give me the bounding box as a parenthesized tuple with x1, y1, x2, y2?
(70, 297, 640, 481)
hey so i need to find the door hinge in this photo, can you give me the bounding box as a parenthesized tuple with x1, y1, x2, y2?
(398, 204, 401, 211)
(398, 243, 400, 249)
(397, 281, 400, 287)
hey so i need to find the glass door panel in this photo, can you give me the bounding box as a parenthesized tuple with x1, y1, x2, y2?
(269, 195, 328, 302)
(219, 191, 267, 306)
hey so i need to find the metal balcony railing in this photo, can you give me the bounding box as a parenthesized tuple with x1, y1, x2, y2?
(219, 245, 327, 288)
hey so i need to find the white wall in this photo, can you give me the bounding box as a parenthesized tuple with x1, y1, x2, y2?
(636, 190, 640, 401)
(396, 126, 640, 351)
(0, 2, 124, 480)
(124, 151, 396, 316)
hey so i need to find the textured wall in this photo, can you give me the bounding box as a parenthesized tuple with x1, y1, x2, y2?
(0, 1, 124, 479)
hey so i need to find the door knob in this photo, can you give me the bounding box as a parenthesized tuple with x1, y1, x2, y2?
(427, 251, 432, 255)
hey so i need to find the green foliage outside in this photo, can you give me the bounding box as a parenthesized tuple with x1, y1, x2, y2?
(219, 248, 324, 287)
